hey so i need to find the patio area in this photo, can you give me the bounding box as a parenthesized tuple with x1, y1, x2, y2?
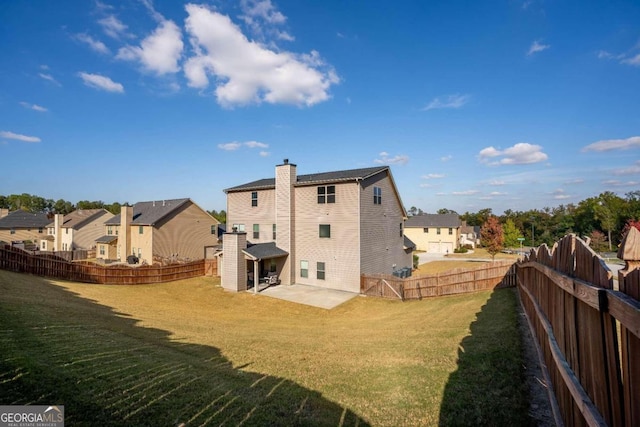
(256, 283, 359, 309)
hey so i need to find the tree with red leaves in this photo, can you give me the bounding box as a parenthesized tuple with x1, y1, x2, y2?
(620, 219, 640, 241)
(481, 216, 504, 261)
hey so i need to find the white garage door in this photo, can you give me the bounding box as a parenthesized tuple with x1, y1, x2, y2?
(428, 242, 454, 253)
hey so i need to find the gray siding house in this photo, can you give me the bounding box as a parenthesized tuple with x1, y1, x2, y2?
(222, 160, 412, 293)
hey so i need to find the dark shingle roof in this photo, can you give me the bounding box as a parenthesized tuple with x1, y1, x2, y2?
(224, 166, 389, 193)
(0, 211, 51, 229)
(405, 214, 461, 228)
(243, 242, 288, 260)
(404, 236, 416, 250)
(105, 198, 191, 226)
(96, 235, 118, 244)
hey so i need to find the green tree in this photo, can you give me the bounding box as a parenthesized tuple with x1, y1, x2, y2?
(480, 216, 504, 261)
(502, 218, 522, 249)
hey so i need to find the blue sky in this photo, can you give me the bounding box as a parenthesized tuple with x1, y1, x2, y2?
(1, 0, 639, 215)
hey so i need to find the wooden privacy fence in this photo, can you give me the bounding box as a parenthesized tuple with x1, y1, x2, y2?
(517, 231, 640, 427)
(361, 260, 517, 300)
(0, 245, 207, 285)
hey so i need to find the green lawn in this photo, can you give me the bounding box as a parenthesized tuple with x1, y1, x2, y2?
(0, 270, 531, 426)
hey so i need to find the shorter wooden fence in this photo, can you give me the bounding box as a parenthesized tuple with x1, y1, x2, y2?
(0, 245, 206, 285)
(361, 260, 517, 300)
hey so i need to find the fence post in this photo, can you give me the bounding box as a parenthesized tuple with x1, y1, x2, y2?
(617, 227, 640, 427)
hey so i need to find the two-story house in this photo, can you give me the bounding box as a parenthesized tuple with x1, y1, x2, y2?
(0, 209, 50, 249)
(43, 209, 114, 252)
(221, 160, 412, 293)
(95, 198, 219, 264)
(404, 213, 462, 253)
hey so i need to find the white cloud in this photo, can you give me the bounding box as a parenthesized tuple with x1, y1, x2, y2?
(0, 131, 41, 143)
(39, 73, 61, 86)
(374, 151, 409, 165)
(239, 0, 293, 42)
(78, 72, 124, 93)
(421, 173, 444, 179)
(117, 20, 183, 75)
(551, 189, 571, 200)
(489, 180, 506, 186)
(19, 102, 47, 112)
(489, 191, 507, 196)
(612, 160, 640, 176)
(419, 183, 436, 188)
(527, 40, 550, 56)
(622, 53, 640, 66)
(259, 151, 270, 157)
(478, 142, 548, 165)
(244, 140, 269, 148)
(218, 142, 242, 151)
(423, 94, 470, 111)
(75, 33, 110, 54)
(99, 15, 129, 39)
(602, 180, 639, 187)
(183, 4, 338, 107)
(452, 190, 480, 196)
(441, 155, 452, 162)
(564, 178, 584, 185)
(218, 140, 269, 151)
(582, 136, 640, 152)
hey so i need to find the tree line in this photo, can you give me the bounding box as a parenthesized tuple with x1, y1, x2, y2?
(0, 193, 227, 224)
(410, 190, 640, 253)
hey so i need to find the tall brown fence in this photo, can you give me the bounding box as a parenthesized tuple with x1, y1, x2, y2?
(0, 245, 207, 285)
(517, 231, 640, 427)
(361, 260, 517, 300)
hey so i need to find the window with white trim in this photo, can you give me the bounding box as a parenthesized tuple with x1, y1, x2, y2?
(317, 262, 325, 280)
(300, 260, 309, 278)
(374, 187, 382, 204)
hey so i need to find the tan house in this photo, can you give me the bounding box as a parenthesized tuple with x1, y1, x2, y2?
(95, 198, 219, 264)
(43, 209, 114, 252)
(221, 160, 413, 293)
(404, 213, 461, 253)
(0, 209, 50, 249)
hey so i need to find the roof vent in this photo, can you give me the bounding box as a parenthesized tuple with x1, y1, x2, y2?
(283, 158, 289, 164)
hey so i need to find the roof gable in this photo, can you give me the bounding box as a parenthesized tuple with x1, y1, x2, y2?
(47, 209, 110, 229)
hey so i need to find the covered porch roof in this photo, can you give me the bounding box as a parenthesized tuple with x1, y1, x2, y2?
(242, 242, 288, 261)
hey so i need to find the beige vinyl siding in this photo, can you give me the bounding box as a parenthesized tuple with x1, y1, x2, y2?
(60, 229, 74, 251)
(130, 225, 153, 263)
(404, 226, 459, 252)
(360, 173, 411, 275)
(73, 212, 114, 249)
(227, 189, 276, 243)
(0, 229, 45, 246)
(294, 182, 360, 292)
(151, 202, 219, 261)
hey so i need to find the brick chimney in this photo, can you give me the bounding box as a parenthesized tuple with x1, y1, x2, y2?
(275, 159, 296, 285)
(54, 214, 64, 251)
(119, 206, 133, 262)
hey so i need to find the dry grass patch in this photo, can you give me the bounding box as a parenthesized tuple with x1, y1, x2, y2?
(0, 269, 530, 426)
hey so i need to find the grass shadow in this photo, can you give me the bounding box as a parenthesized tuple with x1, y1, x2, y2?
(438, 288, 532, 426)
(0, 270, 368, 426)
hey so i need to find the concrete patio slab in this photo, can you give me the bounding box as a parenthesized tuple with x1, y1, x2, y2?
(256, 284, 358, 309)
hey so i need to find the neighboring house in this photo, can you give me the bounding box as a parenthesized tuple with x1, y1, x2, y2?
(404, 213, 462, 253)
(95, 198, 219, 264)
(43, 209, 114, 252)
(0, 210, 50, 249)
(460, 222, 480, 248)
(221, 160, 412, 293)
